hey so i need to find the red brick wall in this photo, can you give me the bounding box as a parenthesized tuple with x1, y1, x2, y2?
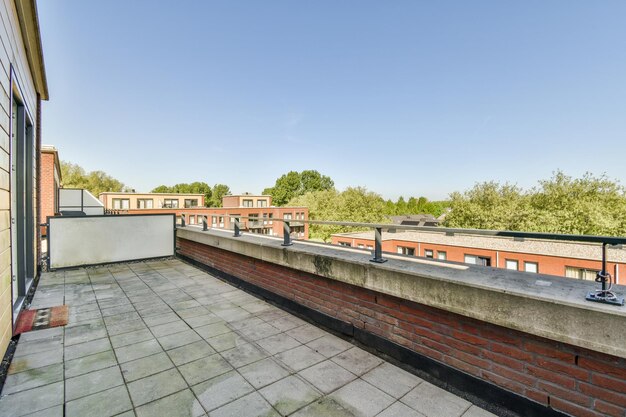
(39, 152, 57, 236)
(178, 237, 626, 417)
(332, 236, 624, 285)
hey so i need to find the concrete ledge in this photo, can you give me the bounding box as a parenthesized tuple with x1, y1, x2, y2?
(177, 227, 626, 359)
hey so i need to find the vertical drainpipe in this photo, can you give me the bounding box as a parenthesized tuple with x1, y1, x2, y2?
(496, 251, 500, 269)
(615, 264, 620, 285)
(35, 94, 42, 276)
(418, 242, 421, 257)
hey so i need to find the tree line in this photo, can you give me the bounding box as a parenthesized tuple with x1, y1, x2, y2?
(61, 160, 626, 238)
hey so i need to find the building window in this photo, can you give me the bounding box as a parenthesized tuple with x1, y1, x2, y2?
(367, 245, 373, 250)
(219, 216, 224, 227)
(284, 213, 293, 220)
(112, 198, 130, 210)
(505, 260, 519, 271)
(242, 199, 253, 207)
(397, 246, 415, 256)
(163, 199, 179, 208)
(437, 251, 447, 260)
(189, 216, 195, 225)
(269, 213, 274, 224)
(137, 199, 153, 209)
(465, 254, 491, 267)
(211, 216, 217, 226)
(257, 199, 268, 208)
(525, 262, 538, 273)
(339, 242, 352, 247)
(424, 249, 434, 258)
(184, 199, 198, 208)
(565, 266, 597, 281)
(357, 244, 364, 249)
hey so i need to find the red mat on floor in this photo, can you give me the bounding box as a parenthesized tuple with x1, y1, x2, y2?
(14, 305, 68, 335)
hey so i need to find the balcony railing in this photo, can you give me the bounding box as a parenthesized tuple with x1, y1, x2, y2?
(178, 214, 626, 307)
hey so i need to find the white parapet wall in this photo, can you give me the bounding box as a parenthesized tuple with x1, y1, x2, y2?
(48, 214, 175, 268)
(58, 189, 105, 215)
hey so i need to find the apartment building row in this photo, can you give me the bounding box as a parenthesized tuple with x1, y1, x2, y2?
(332, 230, 626, 283)
(99, 192, 309, 239)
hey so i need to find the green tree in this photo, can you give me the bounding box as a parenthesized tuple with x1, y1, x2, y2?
(264, 170, 335, 206)
(443, 172, 626, 236)
(151, 182, 213, 206)
(61, 161, 128, 196)
(288, 187, 389, 241)
(207, 184, 231, 207)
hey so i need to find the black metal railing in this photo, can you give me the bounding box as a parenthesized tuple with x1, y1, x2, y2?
(177, 214, 626, 306)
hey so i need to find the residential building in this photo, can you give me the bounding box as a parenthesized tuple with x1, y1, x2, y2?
(0, 0, 48, 357)
(39, 145, 60, 235)
(331, 230, 626, 283)
(99, 192, 205, 211)
(390, 214, 440, 227)
(100, 193, 309, 239)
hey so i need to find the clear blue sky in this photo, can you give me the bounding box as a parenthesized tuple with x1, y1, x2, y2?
(37, 1, 626, 200)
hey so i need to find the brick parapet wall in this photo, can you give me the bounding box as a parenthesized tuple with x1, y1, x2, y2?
(178, 237, 626, 417)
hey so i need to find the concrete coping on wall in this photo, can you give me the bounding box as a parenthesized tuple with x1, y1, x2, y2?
(177, 226, 626, 359)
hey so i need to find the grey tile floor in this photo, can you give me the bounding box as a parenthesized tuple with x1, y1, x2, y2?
(0, 259, 497, 417)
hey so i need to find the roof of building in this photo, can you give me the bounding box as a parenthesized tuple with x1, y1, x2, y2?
(15, 0, 48, 99)
(389, 214, 440, 226)
(41, 144, 61, 180)
(98, 192, 205, 197)
(333, 230, 626, 263)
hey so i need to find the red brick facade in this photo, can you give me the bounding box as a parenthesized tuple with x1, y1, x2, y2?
(39, 148, 60, 236)
(178, 237, 626, 417)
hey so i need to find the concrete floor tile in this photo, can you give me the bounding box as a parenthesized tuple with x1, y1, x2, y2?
(270, 315, 307, 332)
(210, 392, 279, 417)
(167, 340, 215, 366)
(142, 312, 180, 327)
(276, 345, 325, 372)
(306, 334, 353, 358)
(2, 363, 64, 395)
(462, 405, 498, 417)
(8, 348, 64, 374)
(178, 354, 232, 385)
(64, 350, 118, 378)
(158, 329, 202, 350)
(331, 347, 383, 376)
(127, 368, 187, 406)
(65, 385, 132, 417)
(120, 352, 174, 382)
(110, 328, 154, 348)
(105, 319, 148, 336)
(135, 389, 205, 417)
(65, 365, 124, 401)
(238, 358, 291, 389)
(400, 382, 471, 417)
(329, 379, 395, 417)
(64, 321, 108, 346)
(286, 324, 326, 344)
(299, 360, 357, 394)
(21, 405, 64, 417)
(150, 320, 191, 337)
(64, 338, 111, 361)
(192, 370, 254, 412)
(377, 401, 427, 417)
(291, 397, 356, 417)
(194, 322, 231, 339)
(19, 327, 63, 343)
(0, 381, 64, 416)
(183, 314, 222, 328)
(222, 343, 268, 368)
(114, 339, 162, 363)
(256, 332, 301, 355)
(13, 337, 63, 357)
(361, 363, 422, 399)
(237, 322, 281, 341)
(259, 375, 321, 416)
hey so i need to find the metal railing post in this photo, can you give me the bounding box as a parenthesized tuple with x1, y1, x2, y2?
(586, 242, 624, 306)
(202, 215, 208, 231)
(233, 217, 241, 237)
(180, 213, 186, 227)
(370, 227, 387, 263)
(282, 221, 292, 246)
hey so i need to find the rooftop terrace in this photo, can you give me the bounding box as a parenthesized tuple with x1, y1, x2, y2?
(0, 259, 495, 417)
